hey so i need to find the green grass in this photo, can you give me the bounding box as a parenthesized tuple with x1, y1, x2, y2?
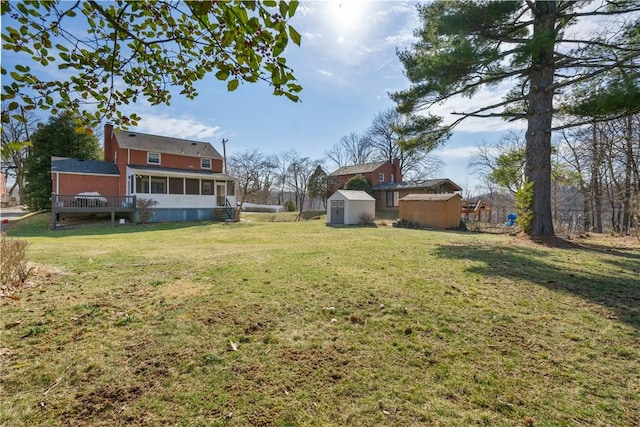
(2, 215, 639, 426)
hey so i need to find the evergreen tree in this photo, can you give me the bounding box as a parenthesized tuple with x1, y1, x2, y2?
(393, 0, 640, 236)
(307, 165, 328, 210)
(344, 176, 372, 195)
(23, 113, 101, 210)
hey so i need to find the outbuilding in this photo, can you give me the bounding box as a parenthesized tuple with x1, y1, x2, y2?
(327, 190, 375, 225)
(399, 193, 462, 229)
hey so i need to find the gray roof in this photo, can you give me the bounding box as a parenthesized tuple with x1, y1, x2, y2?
(372, 179, 462, 192)
(400, 193, 461, 202)
(328, 161, 387, 176)
(329, 190, 375, 201)
(51, 157, 119, 175)
(114, 130, 223, 159)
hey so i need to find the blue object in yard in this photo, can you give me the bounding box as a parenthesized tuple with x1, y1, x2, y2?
(505, 213, 517, 226)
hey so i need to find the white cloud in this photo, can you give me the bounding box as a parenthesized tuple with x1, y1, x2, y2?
(436, 146, 480, 159)
(136, 115, 221, 141)
(407, 79, 527, 134)
(317, 69, 333, 78)
(301, 31, 322, 41)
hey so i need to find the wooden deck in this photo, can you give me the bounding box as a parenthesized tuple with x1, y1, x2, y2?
(51, 194, 136, 226)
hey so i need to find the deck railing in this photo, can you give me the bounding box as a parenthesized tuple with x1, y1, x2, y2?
(51, 194, 136, 211)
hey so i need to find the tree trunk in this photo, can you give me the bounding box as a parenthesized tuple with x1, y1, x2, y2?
(524, 0, 556, 236)
(591, 123, 603, 233)
(622, 116, 633, 234)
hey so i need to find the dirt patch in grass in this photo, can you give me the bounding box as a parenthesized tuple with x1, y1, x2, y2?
(74, 384, 145, 417)
(159, 279, 207, 298)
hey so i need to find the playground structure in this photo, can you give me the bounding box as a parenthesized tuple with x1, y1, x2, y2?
(461, 199, 492, 223)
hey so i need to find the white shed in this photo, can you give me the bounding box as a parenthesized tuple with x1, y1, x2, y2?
(327, 190, 376, 225)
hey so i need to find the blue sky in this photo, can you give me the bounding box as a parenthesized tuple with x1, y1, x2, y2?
(114, 1, 524, 191)
(5, 1, 527, 191)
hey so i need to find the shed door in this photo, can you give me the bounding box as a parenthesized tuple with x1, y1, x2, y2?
(330, 200, 344, 224)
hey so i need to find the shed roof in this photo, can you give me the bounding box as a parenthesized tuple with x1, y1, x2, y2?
(51, 157, 119, 175)
(373, 179, 462, 192)
(328, 161, 387, 176)
(330, 190, 375, 201)
(114, 130, 223, 159)
(400, 193, 461, 202)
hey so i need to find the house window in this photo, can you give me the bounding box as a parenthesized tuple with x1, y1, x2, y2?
(147, 152, 160, 164)
(201, 180, 214, 195)
(328, 176, 337, 185)
(390, 175, 394, 183)
(227, 181, 235, 196)
(386, 191, 399, 207)
(150, 176, 167, 194)
(379, 173, 384, 183)
(185, 178, 200, 195)
(136, 175, 150, 193)
(169, 178, 184, 194)
(201, 158, 212, 169)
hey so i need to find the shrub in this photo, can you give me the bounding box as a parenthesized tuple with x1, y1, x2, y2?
(344, 175, 372, 194)
(285, 200, 296, 212)
(137, 198, 159, 224)
(1, 236, 34, 294)
(515, 180, 534, 233)
(358, 212, 375, 226)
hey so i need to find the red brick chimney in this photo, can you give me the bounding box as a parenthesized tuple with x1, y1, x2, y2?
(392, 157, 402, 183)
(104, 123, 114, 162)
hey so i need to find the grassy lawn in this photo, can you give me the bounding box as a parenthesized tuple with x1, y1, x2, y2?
(1, 216, 639, 426)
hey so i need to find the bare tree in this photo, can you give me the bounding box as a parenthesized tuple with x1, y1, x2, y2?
(286, 151, 318, 219)
(272, 151, 294, 206)
(324, 132, 373, 169)
(227, 149, 275, 215)
(1, 106, 38, 199)
(367, 109, 442, 180)
(559, 113, 640, 234)
(469, 131, 526, 196)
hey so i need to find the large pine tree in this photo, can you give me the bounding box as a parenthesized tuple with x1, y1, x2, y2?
(393, 0, 640, 236)
(23, 113, 102, 210)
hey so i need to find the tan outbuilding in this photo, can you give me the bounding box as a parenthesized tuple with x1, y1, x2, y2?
(399, 193, 462, 229)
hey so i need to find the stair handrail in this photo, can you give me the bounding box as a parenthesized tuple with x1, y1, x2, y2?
(224, 198, 234, 219)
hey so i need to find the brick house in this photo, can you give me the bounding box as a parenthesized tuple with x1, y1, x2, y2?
(51, 124, 236, 225)
(327, 159, 461, 216)
(327, 159, 402, 195)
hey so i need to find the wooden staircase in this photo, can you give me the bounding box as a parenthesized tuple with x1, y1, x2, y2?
(214, 199, 237, 222)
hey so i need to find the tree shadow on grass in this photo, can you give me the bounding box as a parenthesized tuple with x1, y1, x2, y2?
(432, 240, 640, 330)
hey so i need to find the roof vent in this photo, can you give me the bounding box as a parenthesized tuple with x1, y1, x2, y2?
(128, 133, 136, 137)
(191, 142, 197, 146)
